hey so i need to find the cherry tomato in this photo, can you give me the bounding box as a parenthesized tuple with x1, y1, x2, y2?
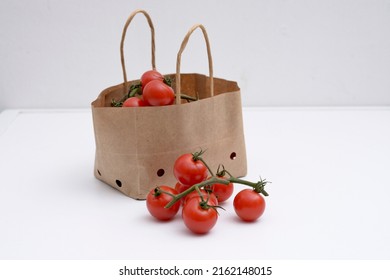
(233, 189, 266, 222)
(175, 182, 191, 204)
(184, 189, 218, 206)
(209, 176, 234, 203)
(122, 97, 147, 107)
(173, 153, 208, 186)
(175, 182, 191, 194)
(142, 80, 175, 106)
(182, 198, 218, 234)
(140, 70, 164, 89)
(146, 186, 180, 221)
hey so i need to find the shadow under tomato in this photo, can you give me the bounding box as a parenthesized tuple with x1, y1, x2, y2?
(177, 224, 217, 237)
(228, 214, 265, 225)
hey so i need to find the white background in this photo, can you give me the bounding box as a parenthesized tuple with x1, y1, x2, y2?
(1, 1, 390, 274)
(1, 0, 390, 112)
(1, 108, 390, 261)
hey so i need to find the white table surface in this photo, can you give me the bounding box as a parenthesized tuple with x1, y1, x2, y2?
(0, 107, 389, 260)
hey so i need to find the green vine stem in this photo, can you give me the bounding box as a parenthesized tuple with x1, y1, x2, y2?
(222, 168, 270, 196)
(165, 176, 229, 208)
(192, 150, 215, 177)
(154, 187, 175, 198)
(164, 151, 270, 208)
(229, 177, 269, 196)
(111, 83, 142, 107)
(164, 175, 269, 208)
(179, 93, 198, 102)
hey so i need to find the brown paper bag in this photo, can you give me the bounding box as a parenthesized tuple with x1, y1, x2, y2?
(91, 10, 247, 199)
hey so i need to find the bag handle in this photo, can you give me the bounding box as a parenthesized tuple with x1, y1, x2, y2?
(120, 9, 156, 85)
(175, 24, 214, 105)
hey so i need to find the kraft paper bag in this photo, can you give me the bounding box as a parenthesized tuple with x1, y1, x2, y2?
(91, 10, 247, 199)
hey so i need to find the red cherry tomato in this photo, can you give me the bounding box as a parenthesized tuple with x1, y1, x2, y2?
(175, 182, 191, 194)
(140, 70, 164, 89)
(209, 176, 234, 203)
(173, 153, 208, 186)
(142, 80, 175, 106)
(175, 182, 191, 204)
(184, 189, 218, 206)
(146, 186, 180, 221)
(233, 189, 266, 222)
(122, 97, 147, 107)
(182, 198, 218, 234)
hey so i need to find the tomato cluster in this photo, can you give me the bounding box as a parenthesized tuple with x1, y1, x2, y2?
(146, 150, 270, 235)
(112, 69, 175, 107)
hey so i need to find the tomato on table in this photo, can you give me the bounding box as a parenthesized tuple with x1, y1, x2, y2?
(233, 189, 266, 222)
(146, 186, 180, 221)
(182, 198, 218, 234)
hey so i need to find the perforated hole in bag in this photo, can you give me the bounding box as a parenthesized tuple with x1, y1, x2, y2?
(230, 152, 237, 160)
(97, 169, 101, 176)
(157, 169, 165, 177)
(115, 180, 122, 187)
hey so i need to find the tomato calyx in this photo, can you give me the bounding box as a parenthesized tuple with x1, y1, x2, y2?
(195, 187, 217, 205)
(146, 185, 180, 221)
(153, 186, 176, 198)
(198, 200, 225, 215)
(253, 178, 270, 196)
(192, 187, 225, 214)
(152, 187, 163, 197)
(215, 164, 227, 177)
(191, 149, 215, 177)
(191, 150, 205, 161)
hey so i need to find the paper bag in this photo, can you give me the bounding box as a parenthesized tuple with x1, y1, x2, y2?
(91, 11, 247, 199)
